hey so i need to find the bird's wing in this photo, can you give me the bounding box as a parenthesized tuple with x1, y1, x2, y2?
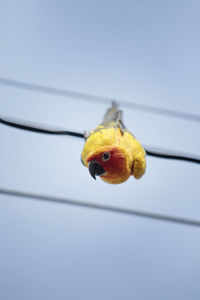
(102, 101, 126, 133)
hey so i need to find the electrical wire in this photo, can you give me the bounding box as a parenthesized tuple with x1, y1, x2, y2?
(0, 77, 200, 123)
(0, 117, 84, 138)
(0, 187, 200, 227)
(1, 116, 200, 164)
(145, 149, 200, 164)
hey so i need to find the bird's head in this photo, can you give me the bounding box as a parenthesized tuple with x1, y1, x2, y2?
(86, 146, 131, 184)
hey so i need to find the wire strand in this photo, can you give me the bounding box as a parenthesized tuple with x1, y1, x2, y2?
(1, 116, 200, 164)
(145, 149, 200, 164)
(0, 77, 200, 123)
(0, 117, 84, 138)
(1, 187, 200, 228)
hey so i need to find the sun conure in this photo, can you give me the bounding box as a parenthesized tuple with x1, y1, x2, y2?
(81, 101, 146, 184)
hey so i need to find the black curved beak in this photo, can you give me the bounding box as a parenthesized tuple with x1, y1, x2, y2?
(89, 161, 105, 180)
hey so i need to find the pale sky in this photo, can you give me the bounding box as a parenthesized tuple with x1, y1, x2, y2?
(1, 1, 200, 299)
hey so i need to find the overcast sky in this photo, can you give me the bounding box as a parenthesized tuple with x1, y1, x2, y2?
(1, 1, 200, 300)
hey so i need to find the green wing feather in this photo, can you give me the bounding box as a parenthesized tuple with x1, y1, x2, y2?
(84, 101, 126, 141)
(101, 101, 126, 132)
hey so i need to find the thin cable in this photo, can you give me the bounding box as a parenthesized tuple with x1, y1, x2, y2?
(145, 149, 200, 164)
(1, 187, 200, 227)
(1, 116, 200, 164)
(0, 77, 200, 123)
(0, 117, 84, 138)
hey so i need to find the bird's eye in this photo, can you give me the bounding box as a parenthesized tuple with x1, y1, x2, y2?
(102, 152, 110, 161)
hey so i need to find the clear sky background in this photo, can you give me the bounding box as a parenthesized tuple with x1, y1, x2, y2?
(1, 1, 200, 299)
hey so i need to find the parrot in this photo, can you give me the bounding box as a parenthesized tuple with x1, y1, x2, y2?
(81, 101, 146, 184)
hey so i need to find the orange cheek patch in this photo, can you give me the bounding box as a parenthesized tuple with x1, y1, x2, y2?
(87, 147, 130, 184)
(102, 151, 127, 177)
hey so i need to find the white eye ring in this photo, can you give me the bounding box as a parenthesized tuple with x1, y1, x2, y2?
(102, 152, 111, 162)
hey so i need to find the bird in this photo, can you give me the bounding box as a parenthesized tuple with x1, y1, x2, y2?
(81, 101, 146, 184)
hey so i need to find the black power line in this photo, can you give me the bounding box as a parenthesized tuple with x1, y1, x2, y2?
(145, 149, 200, 164)
(1, 187, 200, 228)
(0, 117, 84, 138)
(0, 77, 200, 123)
(1, 116, 200, 164)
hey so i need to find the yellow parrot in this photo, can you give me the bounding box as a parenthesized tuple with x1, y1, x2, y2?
(81, 101, 146, 184)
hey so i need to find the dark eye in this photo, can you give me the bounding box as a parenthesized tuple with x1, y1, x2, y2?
(102, 152, 110, 162)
